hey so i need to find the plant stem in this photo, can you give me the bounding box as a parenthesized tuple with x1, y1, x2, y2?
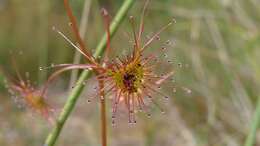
(244, 96, 260, 146)
(44, 0, 135, 146)
(98, 79, 107, 146)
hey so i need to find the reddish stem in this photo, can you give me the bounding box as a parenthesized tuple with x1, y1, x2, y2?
(63, 0, 98, 65)
(98, 79, 107, 146)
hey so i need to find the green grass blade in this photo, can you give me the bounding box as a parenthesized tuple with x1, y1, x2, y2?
(244, 96, 260, 146)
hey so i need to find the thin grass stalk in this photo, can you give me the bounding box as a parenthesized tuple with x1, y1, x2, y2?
(69, 0, 92, 89)
(44, 0, 135, 146)
(244, 96, 260, 146)
(38, 0, 50, 84)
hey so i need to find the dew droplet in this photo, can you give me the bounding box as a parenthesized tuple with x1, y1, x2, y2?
(52, 26, 56, 31)
(163, 54, 168, 58)
(178, 63, 182, 68)
(87, 99, 91, 103)
(112, 115, 116, 119)
(172, 18, 177, 23)
(39, 67, 43, 71)
(167, 60, 172, 63)
(112, 120, 116, 126)
(147, 113, 151, 118)
(68, 22, 72, 26)
(165, 40, 171, 45)
(161, 47, 166, 50)
(173, 88, 177, 93)
(187, 89, 192, 94)
(183, 87, 192, 94)
(100, 96, 104, 100)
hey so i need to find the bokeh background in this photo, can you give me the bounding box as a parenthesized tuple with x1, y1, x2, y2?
(1, 0, 260, 146)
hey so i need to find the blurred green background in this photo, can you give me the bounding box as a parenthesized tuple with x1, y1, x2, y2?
(0, 0, 260, 146)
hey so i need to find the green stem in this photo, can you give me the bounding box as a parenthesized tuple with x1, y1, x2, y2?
(244, 96, 260, 146)
(44, 0, 135, 146)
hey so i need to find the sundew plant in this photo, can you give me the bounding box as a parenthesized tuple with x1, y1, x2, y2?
(0, 58, 54, 123)
(41, 0, 175, 146)
(1, 0, 259, 146)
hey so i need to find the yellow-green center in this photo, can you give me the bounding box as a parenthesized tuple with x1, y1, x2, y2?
(111, 62, 144, 93)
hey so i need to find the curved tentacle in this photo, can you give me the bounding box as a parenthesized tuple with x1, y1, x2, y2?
(41, 64, 98, 97)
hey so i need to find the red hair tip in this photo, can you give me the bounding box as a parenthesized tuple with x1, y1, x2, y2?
(101, 8, 108, 16)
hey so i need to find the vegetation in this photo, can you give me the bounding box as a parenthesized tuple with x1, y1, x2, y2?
(0, 0, 259, 146)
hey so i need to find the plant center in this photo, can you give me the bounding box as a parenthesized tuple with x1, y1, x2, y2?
(111, 61, 144, 93)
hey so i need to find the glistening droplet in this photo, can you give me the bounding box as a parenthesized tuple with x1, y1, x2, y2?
(178, 63, 182, 68)
(173, 88, 177, 93)
(112, 120, 116, 126)
(165, 40, 171, 45)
